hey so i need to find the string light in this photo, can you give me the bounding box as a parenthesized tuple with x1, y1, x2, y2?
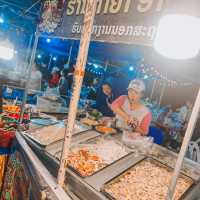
(129, 66, 134, 71)
(138, 60, 192, 87)
(46, 38, 51, 43)
(0, 17, 4, 24)
(53, 56, 57, 61)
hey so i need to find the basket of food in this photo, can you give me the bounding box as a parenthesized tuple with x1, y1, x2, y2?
(3, 105, 20, 113)
(102, 158, 194, 200)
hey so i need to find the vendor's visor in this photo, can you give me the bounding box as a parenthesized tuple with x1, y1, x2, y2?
(127, 80, 145, 93)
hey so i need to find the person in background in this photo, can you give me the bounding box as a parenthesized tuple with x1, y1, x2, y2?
(62, 62, 69, 76)
(185, 102, 193, 124)
(66, 64, 74, 92)
(175, 101, 192, 128)
(157, 105, 171, 125)
(27, 63, 42, 104)
(176, 101, 193, 127)
(95, 82, 116, 117)
(87, 78, 99, 100)
(40, 62, 50, 90)
(111, 79, 152, 136)
(59, 70, 69, 98)
(49, 67, 60, 88)
(156, 106, 172, 145)
(28, 63, 42, 93)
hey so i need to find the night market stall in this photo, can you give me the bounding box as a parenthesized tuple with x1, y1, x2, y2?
(2, 0, 200, 200)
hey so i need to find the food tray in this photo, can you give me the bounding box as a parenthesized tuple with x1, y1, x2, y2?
(31, 118, 58, 126)
(24, 121, 91, 147)
(64, 136, 131, 178)
(101, 157, 194, 200)
(80, 118, 99, 127)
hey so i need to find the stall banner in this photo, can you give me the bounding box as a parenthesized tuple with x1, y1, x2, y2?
(0, 155, 7, 191)
(54, 0, 166, 45)
(45, 0, 200, 45)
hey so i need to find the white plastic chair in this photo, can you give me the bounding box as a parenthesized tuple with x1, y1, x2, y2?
(188, 141, 200, 163)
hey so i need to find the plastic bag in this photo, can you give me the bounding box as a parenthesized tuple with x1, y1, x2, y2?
(122, 130, 154, 154)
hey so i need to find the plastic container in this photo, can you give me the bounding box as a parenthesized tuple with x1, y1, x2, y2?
(122, 130, 154, 154)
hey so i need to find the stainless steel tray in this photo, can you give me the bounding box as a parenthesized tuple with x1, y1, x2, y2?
(64, 136, 132, 178)
(24, 121, 91, 147)
(101, 157, 195, 200)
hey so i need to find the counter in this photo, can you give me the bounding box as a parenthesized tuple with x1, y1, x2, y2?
(21, 122, 200, 200)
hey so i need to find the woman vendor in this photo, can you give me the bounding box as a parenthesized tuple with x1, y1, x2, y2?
(111, 79, 152, 136)
(95, 82, 116, 117)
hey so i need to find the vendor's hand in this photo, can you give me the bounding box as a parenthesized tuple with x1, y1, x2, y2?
(127, 132, 141, 140)
(107, 102, 112, 109)
(127, 116, 139, 130)
(106, 99, 112, 108)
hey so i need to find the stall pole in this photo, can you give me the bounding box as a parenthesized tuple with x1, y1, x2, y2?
(150, 79, 157, 100)
(25, 34, 34, 65)
(67, 41, 73, 65)
(18, 30, 39, 126)
(105, 60, 109, 71)
(158, 82, 166, 107)
(48, 54, 53, 70)
(57, 0, 97, 187)
(167, 88, 200, 200)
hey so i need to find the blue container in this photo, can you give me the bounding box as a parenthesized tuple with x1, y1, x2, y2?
(148, 126, 164, 145)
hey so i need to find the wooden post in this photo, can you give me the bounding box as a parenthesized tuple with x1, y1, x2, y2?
(166, 88, 200, 200)
(57, 0, 97, 186)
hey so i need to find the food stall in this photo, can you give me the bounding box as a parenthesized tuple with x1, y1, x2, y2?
(22, 122, 200, 200)
(2, 0, 200, 199)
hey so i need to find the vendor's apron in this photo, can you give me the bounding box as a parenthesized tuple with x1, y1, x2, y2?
(116, 98, 149, 131)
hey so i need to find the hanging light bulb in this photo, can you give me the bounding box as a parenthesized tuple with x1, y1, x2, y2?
(144, 75, 149, 79)
(0, 39, 14, 60)
(154, 14, 200, 59)
(0, 17, 4, 24)
(53, 56, 57, 61)
(46, 38, 51, 43)
(129, 66, 134, 71)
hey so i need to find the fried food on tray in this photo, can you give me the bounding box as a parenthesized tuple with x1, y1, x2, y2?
(68, 149, 105, 177)
(104, 159, 193, 200)
(81, 118, 99, 126)
(95, 126, 117, 134)
(68, 139, 128, 177)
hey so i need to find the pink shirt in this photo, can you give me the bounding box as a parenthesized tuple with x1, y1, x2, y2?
(111, 95, 152, 135)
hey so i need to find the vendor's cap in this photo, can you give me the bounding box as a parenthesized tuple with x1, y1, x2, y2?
(128, 79, 145, 93)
